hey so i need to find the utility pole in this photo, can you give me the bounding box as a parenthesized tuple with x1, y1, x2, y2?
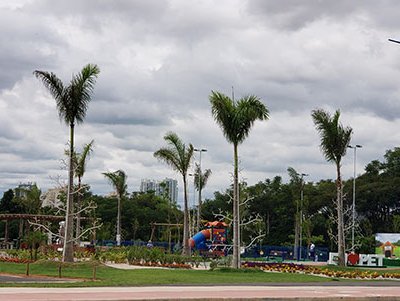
(194, 148, 207, 232)
(299, 173, 308, 260)
(348, 144, 362, 251)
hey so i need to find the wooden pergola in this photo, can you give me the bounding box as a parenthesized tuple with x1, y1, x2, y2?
(0, 214, 93, 247)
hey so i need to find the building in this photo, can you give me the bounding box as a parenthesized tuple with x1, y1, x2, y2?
(140, 178, 178, 203)
(14, 182, 35, 199)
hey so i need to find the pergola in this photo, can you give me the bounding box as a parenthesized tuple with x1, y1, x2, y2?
(0, 214, 93, 248)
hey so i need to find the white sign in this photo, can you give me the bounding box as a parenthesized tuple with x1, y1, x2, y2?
(328, 252, 384, 267)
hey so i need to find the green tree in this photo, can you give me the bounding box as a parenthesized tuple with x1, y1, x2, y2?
(311, 109, 352, 266)
(193, 163, 212, 231)
(34, 64, 100, 262)
(154, 132, 194, 255)
(209, 90, 269, 268)
(103, 170, 128, 246)
(24, 231, 47, 261)
(15, 183, 42, 214)
(0, 189, 16, 213)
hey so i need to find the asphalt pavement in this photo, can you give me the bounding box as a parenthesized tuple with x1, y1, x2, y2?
(1, 284, 400, 300)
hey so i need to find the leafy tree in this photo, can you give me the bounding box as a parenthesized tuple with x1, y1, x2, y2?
(209, 90, 269, 268)
(24, 231, 47, 261)
(193, 163, 212, 231)
(311, 109, 352, 266)
(14, 184, 42, 214)
(103, 170, 127, 246)
(0, 189, 16, 213)
(34, 64, 100, 262)
(154, 132, 194, 255)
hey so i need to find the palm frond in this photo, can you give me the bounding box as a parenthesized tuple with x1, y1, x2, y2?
(311, 108, 352, 164)
(103, 170, 127, 198)
(69, 64, 100, 124)
(76, 140, 94, 178)
(33, 70, 68, 123)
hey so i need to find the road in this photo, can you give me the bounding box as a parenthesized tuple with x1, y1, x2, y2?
(1, 284, 400, 300)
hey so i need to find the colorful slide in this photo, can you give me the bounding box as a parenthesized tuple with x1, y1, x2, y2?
(189, 229, 211, 250)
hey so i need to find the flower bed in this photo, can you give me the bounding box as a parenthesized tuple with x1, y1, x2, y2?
(0, 256, 33, 264)
(242, 262, 400, 280)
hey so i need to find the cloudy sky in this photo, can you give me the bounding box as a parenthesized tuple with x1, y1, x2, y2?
(1, 0, 400, 205)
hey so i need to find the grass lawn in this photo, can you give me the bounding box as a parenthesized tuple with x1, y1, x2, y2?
(0, 261, 332, 287)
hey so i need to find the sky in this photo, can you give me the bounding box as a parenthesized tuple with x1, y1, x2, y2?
(1, 0, 400, 206)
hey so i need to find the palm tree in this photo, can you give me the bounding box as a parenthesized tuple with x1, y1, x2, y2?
(154, 132, 194, 255)
(193, 163, 212, 231)
(34, 64, 100, 262)
(103, 170, 128, 246)
(311, 109, 352, 266)
(209, 90, 269, 268)
(73, 140, 94, 244)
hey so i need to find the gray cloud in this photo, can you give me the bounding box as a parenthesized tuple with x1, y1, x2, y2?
(1, 0, 400, 203)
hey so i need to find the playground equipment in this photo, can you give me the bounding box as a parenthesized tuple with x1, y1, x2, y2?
(189, 221, 229, 257)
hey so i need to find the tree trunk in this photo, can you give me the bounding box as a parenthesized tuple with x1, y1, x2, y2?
(182, 175, 190, 255)
(197, 185, 202, 232)
(336, 162, 345, 266)
(76, 177, 82, 246)
(63, 123, 75, 262)
(294, 206, 300, 260)
(232, 143, 240, 268)
(116, 194, 121, 246)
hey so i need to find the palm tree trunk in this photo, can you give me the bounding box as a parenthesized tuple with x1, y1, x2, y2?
(336, 162, 345, 266)
(116, 195, 121, 246)
(76, 177, 82, 246)
(63, 123, 75, 262)
(197, 186, 202, 232)
(182, 175, 190, 255)
(232, 143, 240, 269)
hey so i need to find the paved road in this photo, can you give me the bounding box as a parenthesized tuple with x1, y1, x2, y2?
(1, 285, 400, 300)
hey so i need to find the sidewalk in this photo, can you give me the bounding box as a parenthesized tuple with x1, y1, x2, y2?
(1, 285, 400, 300)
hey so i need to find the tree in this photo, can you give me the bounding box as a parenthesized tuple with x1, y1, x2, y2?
(72, 140, 94, 244)
(311, 109, 352, 266)
(34, 64, 100, 262)
(103, 170, 127, 246)
(154, 132, 194, 255)
(0, 189, 16, 213)
(210, 90, 269, 268)
(193, 163, 212, 231)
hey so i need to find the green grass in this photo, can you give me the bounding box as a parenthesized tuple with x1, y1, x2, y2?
(0, 261, 331, 287)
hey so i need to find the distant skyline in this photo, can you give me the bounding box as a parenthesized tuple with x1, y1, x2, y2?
(1, 1, 400, 205)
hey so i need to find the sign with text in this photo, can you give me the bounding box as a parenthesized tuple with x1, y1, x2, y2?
(328, 252, 384, 267)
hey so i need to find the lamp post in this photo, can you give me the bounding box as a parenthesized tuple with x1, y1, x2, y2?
(299, 173, 308, 260)
(194, 148, 207, 232)
(348, 144, 362, 251)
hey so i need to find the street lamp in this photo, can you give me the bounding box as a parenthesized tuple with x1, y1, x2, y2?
(194, 148, 207, 232)
(348, 144, 362, 251)
(299, 173, 308, 260)
(389, 38, 400, 44)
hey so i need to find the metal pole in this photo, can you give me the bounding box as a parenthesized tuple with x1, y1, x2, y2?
(194, 148, 207, 232)
(348, 144, 362, 251)
(299, 173, 308, 260)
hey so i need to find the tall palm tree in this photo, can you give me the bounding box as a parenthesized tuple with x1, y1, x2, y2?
(193, 163, 212, 231)
(73, 140, 94, 244)
(34, 64, 100, 262)
(154, 132, 194, 255)
(311, 109, 352, 266)
(103, 170, 128, 246)
(209, 90, 269, 268)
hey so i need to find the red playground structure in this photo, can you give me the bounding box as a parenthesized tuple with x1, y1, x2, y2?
(189, 221, 229, 257)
